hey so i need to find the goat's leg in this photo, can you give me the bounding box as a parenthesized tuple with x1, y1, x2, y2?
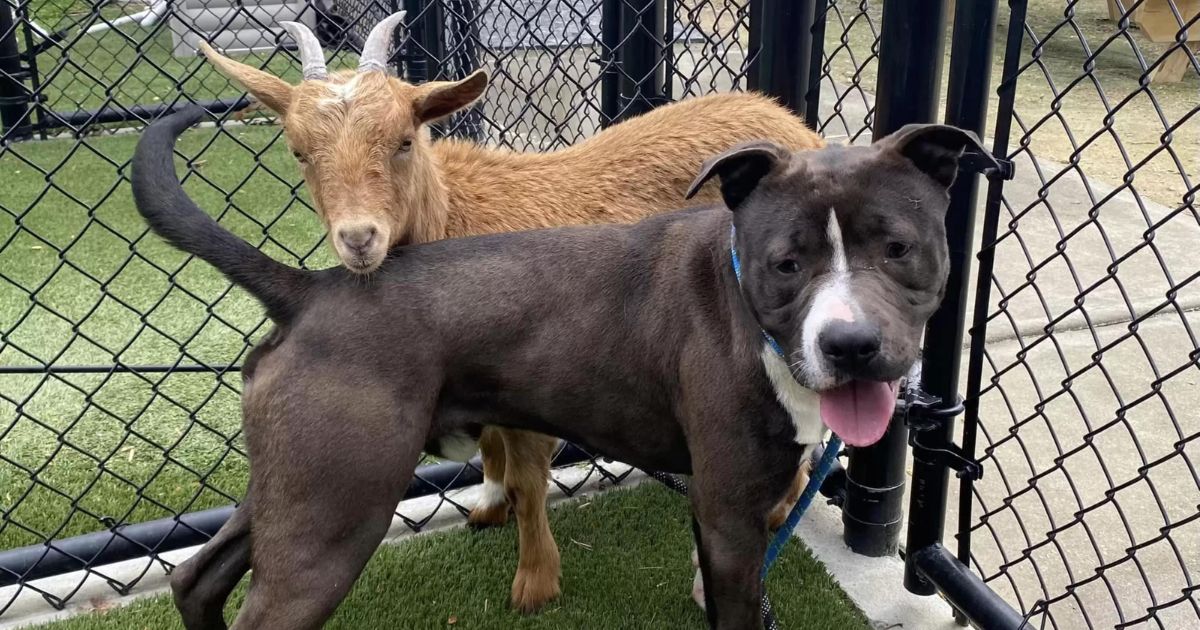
(467, 426, 510, 528)
(766, 458, 811, 531)
(170, 500, 253, 630)
(503, 429, 561, 612)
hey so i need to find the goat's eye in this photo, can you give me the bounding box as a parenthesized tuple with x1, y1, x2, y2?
(292, 151, 307, 164)
(885, 242, 911, 259)
(775, 260, 801, 274)
(398, 139, 414, 153)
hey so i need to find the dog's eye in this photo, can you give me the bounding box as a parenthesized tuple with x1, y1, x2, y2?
(775, 260, 801, 274)
(397, 139, 414, 154)
(885, 242, 910, 259)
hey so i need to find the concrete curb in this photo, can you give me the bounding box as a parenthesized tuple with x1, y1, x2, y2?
(794, 501, 963, 630)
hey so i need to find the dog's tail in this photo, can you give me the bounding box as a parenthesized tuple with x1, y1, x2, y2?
(132, 106, 312, 323)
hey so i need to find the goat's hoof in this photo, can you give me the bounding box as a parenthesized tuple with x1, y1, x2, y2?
(510, 565, 561, 613)
(467, 502, 510, 529)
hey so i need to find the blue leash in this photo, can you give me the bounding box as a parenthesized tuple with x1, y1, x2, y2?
(761, 435, 843, 579)
(729, 223, 844, 580)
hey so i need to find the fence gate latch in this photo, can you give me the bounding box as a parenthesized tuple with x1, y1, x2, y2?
(901, 388, 983, 481)
(960, 150, 1015, 181)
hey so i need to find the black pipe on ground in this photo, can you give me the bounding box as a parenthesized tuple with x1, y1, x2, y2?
(912, 544, 1034, 630)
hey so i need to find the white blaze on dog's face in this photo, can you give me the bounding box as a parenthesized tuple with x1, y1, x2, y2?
(799, 208, 857, 389)
(685, 125, 1000, 447)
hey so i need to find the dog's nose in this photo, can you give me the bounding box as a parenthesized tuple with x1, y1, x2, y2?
(818, 321, 881, 371)
(338, 225, 378, 253)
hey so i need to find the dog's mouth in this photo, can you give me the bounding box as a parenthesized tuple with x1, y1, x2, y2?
(818, 379, 900, 447)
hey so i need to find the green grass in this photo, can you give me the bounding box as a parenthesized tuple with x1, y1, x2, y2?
(0, 123, 334, 549)
(20, 6, 361, 117)
(29, 483, 871, 630)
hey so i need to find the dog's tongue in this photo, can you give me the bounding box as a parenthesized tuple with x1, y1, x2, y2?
(819, 380, 899, 447)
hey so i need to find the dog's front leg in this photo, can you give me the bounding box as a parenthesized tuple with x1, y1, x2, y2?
(689, 485, 769, 629)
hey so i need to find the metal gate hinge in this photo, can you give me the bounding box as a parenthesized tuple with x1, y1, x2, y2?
(902, 389, 984, 481)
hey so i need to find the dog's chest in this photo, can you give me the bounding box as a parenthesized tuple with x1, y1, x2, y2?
(759, 345, 824, 445)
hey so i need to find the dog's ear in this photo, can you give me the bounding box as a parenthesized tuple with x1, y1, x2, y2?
(685, 141, 787, 210)
(876, 124, 1000, 189)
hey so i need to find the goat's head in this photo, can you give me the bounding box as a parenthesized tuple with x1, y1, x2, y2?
(200, 11, 488, 273)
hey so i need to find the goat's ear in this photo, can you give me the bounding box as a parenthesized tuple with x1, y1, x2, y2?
(875, 123, 998, 189)
(413, 70, 489, 124)
(685, 141, 787, 211)
(199, 42, 295, 115)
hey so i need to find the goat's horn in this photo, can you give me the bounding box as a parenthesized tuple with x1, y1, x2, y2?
(280, 21, 328, 81)
(358, 11, 407, 74)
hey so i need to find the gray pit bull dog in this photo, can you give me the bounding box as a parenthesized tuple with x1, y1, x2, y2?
(131, 107, 995, 630)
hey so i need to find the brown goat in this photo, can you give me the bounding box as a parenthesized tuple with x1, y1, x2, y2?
(199, 11, 824, 614)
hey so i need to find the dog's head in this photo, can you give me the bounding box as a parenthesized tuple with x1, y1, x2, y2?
(686, 124, 997, 446)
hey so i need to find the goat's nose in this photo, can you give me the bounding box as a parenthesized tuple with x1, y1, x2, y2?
(338, 225, 378, 253)
(818, 321, 881, 371)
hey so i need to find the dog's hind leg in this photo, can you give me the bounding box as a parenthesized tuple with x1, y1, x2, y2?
(229, 391, 430, 630)
(467, 427, 510, 527)
(170, 500, 253, 630)
(503, 429, 561, 613)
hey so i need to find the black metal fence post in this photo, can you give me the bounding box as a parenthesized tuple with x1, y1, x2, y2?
(897, 2, 1031, 628)
(401, 0, 445, 85)
(803, 0, 828, 131)
(0, 1, 31, 141)
(904, 0, 997, 597)
(841, 0, 948, 558)
(746, 0, 816, 119)
(599, 0, 622, 127)
(617, 0, 666, 120)
(444, 0, 483, 141)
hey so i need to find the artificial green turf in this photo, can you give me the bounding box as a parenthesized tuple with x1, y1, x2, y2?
(29, 483, 871, 630)
(20, 7, 360, 118)
(1, 123, 334, 549)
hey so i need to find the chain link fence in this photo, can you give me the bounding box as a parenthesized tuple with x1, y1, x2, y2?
(0, 0, 886, 619)
(963, 0, 1200, 627)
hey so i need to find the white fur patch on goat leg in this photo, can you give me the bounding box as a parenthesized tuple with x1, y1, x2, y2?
(477, 477, 507, 510)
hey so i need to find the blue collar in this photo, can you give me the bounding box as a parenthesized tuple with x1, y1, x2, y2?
(730, 224, 787, 359)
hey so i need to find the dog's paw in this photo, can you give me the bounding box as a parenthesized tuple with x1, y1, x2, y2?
(466, 502, 510, 529)
(510, 565, 561, 613)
